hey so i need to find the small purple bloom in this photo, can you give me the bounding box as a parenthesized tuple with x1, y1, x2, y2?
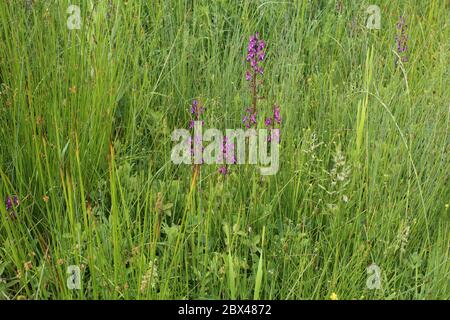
(273, 104, 281, 124)
(5, 195, 19, 219)
(218, 166, 228, 175)
(190, 99, 204, 120)
(190, 100, 198, 114)
(258, 40, 265, 50)
(243, 107, 257, 129)
(258, 51, 265, 61)
(245, 71, 251, 81)
(5, 196, 12, 211)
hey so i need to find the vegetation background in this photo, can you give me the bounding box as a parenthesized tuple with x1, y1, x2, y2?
(0, 0, 448, 299)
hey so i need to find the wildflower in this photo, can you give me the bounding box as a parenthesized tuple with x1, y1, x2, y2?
(190, 99, 204, 120)
(43, 195, 49, 203)
(189, 99, 205, 130)
(246, 33, 265, 75)
(218, 136, 236, 176)
(5, 195, 19, 219)
(192, 134, 204, 164)
(395, 16, 409, 64)
(244, 33, 265, 125)
(264, 104, 282, 142)
(250, 112, 257, 124)
(243, 107, 257, 129)
(222, 136, 236, 164)
(273, 104, 282, 124)
(330, 292, 339, 300)
(5, 196, 12, 211)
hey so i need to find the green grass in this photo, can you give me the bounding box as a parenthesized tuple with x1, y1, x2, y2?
(0, 0, 448, 300)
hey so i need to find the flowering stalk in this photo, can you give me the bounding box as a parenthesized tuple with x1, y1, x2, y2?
(243, 33, 265, 128)
(189, 99, 204, 187)
(218, 136, 236, 176)
(395, 16, 409, 64)
(189, 99, 204, 129)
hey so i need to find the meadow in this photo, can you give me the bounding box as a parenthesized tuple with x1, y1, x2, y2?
(0, 0, 448, 300)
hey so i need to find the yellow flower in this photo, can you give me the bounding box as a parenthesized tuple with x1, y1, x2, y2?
(330, 292, 339, 300)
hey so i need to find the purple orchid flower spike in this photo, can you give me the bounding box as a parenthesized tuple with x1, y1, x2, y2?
(395, 16, 409, 64)
(246, 33, 266, 75)
(244, 33, 266, 128)
(4, 195, 19, 220)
